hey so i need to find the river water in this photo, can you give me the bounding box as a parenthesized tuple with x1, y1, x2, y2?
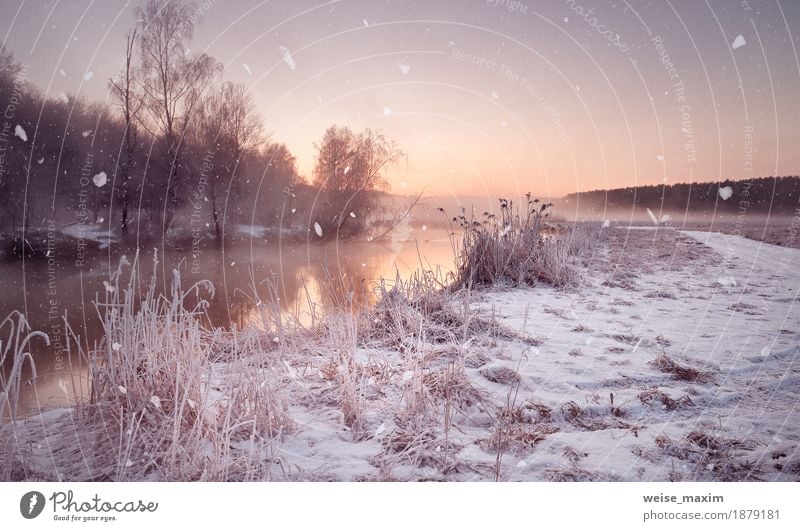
(0, 228, 457, 417)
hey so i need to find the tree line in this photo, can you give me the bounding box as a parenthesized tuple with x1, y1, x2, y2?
(0, 0, 401, 258)
(562, 176, 800, 216)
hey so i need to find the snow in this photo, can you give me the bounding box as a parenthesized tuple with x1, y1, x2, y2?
(14, 125, 27, 141)
(278, 46, 296, 70)
(92, 171, 107, 187)
(467, 229, 800, 480)
(271, 229, 799, 481)
(12, 227, 798, 481)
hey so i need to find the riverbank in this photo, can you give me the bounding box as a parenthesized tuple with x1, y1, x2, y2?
(2, 226, 798, 481)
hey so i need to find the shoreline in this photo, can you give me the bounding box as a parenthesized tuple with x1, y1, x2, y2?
(2, 227, 798, 481)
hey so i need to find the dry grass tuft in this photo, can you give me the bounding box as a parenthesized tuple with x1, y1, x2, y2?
(650, 354, 713, 383)
(480, 366, 520, 385)
(445, 195, 582, 289)
(560, 401, 635, 432)
(638, 388, 694, 411)
(422, 365, 486, 409)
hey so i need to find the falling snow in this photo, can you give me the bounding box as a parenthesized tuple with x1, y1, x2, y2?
(14, 125, 27, 141)
(278, 46, 296, 70)
(93, 171, 108, 187)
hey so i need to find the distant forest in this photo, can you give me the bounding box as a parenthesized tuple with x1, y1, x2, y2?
(562, 176, 800, 216)
(0, 0, 401, 260)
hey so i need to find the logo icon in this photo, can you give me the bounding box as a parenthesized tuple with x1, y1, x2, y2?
(20, 491, 45, 519)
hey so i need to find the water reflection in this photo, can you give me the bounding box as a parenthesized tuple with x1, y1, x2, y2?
(0, 228, 456, 417)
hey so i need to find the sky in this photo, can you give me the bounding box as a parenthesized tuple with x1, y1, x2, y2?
(1, 0, 799, 199)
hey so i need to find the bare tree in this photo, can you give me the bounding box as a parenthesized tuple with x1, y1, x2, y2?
(136, 0, 221, 237)
(313, 126, 403, 237)
(192, 82, 265, 242)
(108, 28, 144, 240)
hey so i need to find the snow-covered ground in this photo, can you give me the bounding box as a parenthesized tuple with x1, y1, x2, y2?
(6, 227, 798, 481)
(276, 228, 799, 481)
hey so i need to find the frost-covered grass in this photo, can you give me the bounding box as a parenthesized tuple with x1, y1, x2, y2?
(1, 253, 292, 481)
(448, 196, 583, 288)
(2, 227, 799, 481)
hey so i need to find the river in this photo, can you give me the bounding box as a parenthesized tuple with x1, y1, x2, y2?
(0, 228, 457, 417)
